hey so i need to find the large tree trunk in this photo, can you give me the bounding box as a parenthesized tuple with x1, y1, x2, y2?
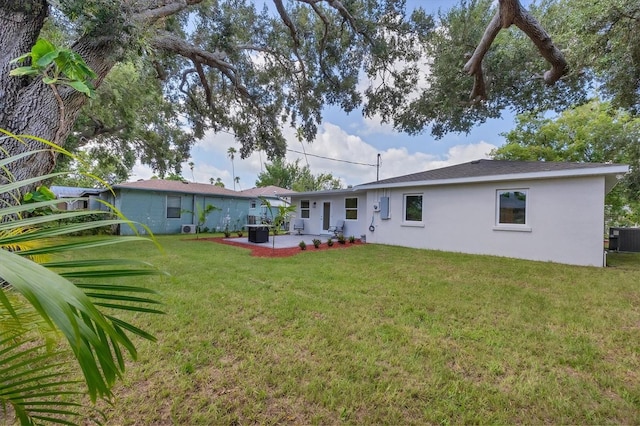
(0, 1, 120, 197)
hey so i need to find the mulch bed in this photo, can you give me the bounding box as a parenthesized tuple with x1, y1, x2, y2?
(197, 236, 363, 258)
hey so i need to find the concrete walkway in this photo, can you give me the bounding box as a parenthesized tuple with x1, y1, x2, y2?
(223, 233, 332, 249)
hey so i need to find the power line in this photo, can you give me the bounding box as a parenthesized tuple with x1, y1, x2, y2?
(286, 148, 377, 167)
(211, 129, 377, 168)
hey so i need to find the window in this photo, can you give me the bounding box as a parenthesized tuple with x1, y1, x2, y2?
(404, 194, 423, 223)
(166, 195, 181, 218)
(497, 190, 527, 225)
(345, 197, 358, 220)
(300, 200, 310, 218)
(250, 200, 257, 209)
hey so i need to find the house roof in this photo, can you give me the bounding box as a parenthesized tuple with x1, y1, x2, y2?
(51, 185, 102, 197)
(110, 179, 253, 198)
(358, 159, 629, 189)
(240, 185, 296, 198)
(290, 187, 361, 197)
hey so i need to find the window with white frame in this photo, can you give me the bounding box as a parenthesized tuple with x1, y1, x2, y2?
(300, 200, 310, 218)
(345, 197, 358, 220)
(496, 189, 527, 225)
(166, 195, 181, 218)
(403, 194, 423, 223)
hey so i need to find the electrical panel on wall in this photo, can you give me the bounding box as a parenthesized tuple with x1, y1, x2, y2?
(380, 196, 390, 220)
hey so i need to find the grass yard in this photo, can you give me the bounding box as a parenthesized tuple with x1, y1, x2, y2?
(70, 235, 639, 424)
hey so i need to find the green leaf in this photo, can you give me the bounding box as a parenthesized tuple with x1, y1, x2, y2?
(66, 80, 94, 97)
(9, 52, 32, 64)
(9, 67, 40, 76)
(36, 50, 61, 68)
(37, 185, 56, 200)
(30, 38, 57, 63)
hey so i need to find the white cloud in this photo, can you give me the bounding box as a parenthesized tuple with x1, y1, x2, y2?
(128, 123, 497, 189)
(367, 140, 497, 182)
(286, 122, 497, 185)
(130, 161, 155, 180)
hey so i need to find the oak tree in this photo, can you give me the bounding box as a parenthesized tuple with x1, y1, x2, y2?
(1, 0, 432, 193)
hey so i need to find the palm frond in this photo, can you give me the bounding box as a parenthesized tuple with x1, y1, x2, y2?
(1, 135, 164, 424)
(0, 305, 86, 425)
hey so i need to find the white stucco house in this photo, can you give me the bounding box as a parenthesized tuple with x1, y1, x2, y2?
(289, 160, 629, 267)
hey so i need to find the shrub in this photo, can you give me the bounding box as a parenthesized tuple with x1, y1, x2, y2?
(348, 235, 356, 243)
(299, 241, 307, 250)
(327, 238, 334, 247)
(312, 238, 321, 248)
(337, 234, 346, 244)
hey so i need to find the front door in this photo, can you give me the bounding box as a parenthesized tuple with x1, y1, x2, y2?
(322, 202, 331, 231)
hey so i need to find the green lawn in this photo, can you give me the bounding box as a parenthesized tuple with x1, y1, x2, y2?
(74, 235, 640, 424)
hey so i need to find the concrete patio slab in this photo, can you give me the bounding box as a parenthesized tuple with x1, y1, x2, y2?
(222, 234, 332, 249)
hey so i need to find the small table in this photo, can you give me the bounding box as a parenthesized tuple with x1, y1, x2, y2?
(246, 225, 270, 243)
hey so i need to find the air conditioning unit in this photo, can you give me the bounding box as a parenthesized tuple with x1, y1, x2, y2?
(181, 224, 196, 234)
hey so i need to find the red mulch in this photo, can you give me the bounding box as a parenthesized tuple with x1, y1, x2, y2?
(197, 236, 363, 258)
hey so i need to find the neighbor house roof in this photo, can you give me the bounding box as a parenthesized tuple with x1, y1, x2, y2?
(358, 159, 629, 189)
(290, 187, 362, 197)
(51, 185, 102, 197)
(109, 179, 253, 198)
(240, 185, 296, 198)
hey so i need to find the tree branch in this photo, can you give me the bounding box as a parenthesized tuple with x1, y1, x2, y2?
(193, 60, 212, 106)
(273, 0, 307, 79)
(512, 5, 567, 85)
(464, 0, 567, 101)
(152, 31, 251, 99)
(135, 0, 203, 24)
(463, 11, 501, 101)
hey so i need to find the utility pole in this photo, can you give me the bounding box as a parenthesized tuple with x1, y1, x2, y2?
(376, 153, 381, 181)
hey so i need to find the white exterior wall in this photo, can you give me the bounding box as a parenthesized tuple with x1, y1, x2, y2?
(365, 176, 606, 267)
(290, 193, 367, 237)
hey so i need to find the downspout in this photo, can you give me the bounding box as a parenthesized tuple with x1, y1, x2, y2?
(192, 194, 196, 225)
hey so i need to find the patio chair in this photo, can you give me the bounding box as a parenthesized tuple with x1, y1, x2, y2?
(293, 219, 304, 235)
(328, 220, 345, 237)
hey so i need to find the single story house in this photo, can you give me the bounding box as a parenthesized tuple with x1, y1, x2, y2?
(239, 185, 296, 223)
(100, 179, 257, 235)
(51, 186, 102, 210)
(289, 160, 629, 267)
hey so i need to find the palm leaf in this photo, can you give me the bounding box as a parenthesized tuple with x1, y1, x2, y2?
(0, 310, 86, 424)
(1, 137, 164, 424)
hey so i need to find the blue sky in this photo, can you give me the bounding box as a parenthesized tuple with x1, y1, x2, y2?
(132, 0, 518, 189)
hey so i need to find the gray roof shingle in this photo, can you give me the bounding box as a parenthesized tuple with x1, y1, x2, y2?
(359, 159, 626, 187)
(112, 179, 252, 197)
(240, 185, 296, 197)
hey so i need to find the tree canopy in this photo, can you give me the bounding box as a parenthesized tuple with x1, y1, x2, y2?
(492, 100, 640, 225)
(256, 158, 342, 191)
(1, 0, 638, 185)
(1, 0, 434, 186)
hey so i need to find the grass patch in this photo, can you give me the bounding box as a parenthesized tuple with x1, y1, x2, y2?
(67, 236, 640, 424)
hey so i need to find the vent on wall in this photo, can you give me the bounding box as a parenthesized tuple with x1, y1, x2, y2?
(181, 224, 196, 234)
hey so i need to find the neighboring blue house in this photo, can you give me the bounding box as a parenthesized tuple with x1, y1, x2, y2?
(100, 179, 255, 235)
